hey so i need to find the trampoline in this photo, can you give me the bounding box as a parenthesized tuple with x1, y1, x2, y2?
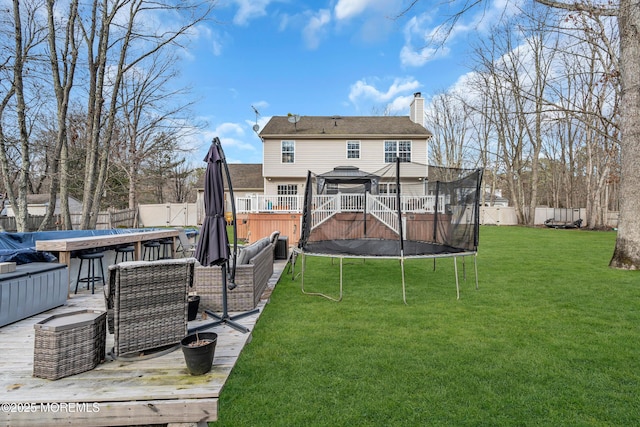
(292, 160, 483, 302)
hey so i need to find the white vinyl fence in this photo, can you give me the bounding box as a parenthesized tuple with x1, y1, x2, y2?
(138, 203, 199, 227)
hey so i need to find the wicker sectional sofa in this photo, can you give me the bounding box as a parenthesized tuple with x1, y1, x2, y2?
(195, 235, 276, 312)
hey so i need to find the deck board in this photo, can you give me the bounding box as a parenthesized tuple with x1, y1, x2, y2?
(0, 259, 286, 426)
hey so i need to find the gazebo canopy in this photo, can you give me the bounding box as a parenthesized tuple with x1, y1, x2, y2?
(316, 166, 380, 194)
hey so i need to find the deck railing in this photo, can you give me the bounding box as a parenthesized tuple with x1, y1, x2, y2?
(366, 193, 399, 235)
(235, 195, 303, 213)
(236, 194, 448, 216)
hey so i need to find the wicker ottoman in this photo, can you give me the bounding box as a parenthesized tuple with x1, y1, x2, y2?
(33, 310, 106, 380)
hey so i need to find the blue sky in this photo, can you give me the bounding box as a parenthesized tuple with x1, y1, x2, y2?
(179, 0, 515, 165)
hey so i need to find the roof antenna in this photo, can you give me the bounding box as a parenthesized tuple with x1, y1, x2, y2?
(251, 106, 260, 133)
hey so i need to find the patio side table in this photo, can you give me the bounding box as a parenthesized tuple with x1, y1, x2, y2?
(33, 309, 106, 380)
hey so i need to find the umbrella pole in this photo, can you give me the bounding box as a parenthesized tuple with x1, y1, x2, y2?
(190, 138, 259, 334)
(190, 262, 259, 334)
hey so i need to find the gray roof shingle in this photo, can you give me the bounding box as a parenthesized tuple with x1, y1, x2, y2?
(197, 164, 263, 191)
(260, 116, 431, 138)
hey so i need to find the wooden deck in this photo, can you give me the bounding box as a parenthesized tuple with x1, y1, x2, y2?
(0, 259, 287, 427)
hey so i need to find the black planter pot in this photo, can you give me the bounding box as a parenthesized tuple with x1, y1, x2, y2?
(181, 332, 217, 375)
(187, 295, 200, 321)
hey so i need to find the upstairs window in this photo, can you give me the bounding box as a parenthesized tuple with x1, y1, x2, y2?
(384, 140, 412, 163)
(347, 140, 360, 159)
(282, 140, 295, 163)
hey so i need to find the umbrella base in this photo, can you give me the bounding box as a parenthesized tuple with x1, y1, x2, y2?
(188, 308, 259, 334)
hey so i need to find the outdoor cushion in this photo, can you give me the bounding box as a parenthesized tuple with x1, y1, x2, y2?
(256, 237, 271, 253)
(236, 244, 254, 265)
(235, 236, 274, 265)
(239, 243, 260, 265)
(269, 230, 280, 245)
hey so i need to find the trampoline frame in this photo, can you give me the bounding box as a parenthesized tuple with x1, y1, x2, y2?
(291, 247, 478, 303)
(294, 160, 482, 303)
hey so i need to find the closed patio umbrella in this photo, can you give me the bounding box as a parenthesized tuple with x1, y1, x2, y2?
(191, 138, 258, 334)
(194, 140, 229, 267)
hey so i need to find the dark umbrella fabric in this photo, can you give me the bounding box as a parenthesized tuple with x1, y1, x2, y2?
(195, 142, 229, 266)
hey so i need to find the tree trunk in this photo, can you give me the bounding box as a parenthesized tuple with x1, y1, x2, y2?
(610, 0, 640, 269)
(11, 0, 30, 232)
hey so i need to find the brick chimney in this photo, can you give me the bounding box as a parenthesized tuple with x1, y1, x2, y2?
(410, 92, 425, 127)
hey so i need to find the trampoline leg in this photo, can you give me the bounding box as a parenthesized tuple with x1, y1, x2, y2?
(401, 257, 407, 305)
(454, 256, 460, 300)
(462, 256, 466, 281)
(339, 257, 344, 301)
(474, 253, 479, 290)
(301, 253, 343, 302)
(289, 251, 298, 279)
(300, 252, 306, 292)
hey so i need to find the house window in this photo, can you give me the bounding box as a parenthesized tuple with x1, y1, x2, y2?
(277, 184, 298, 210)
(347, 140, 360, 159)
(384, 140, 412, 163)
(282, 141, 295, 163)
(380, 183, 397, 194)
(277, 184, 298, 195)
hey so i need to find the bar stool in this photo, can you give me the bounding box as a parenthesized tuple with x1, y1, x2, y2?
(143, 240, 160, 260)
(114, 245, 135, 263)
(75, 250, 106, 294)
(159, 238, 173, 259)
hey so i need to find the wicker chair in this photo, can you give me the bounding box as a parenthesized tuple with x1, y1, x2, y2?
(195, 238, 274, 312)
(105, 258, 196, 357)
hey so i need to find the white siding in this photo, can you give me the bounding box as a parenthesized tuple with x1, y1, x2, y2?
(264, 178, 307, 195)
(263, 137, 429, 178)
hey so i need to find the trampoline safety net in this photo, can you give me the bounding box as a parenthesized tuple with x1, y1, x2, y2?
(297, 161, 483, 258)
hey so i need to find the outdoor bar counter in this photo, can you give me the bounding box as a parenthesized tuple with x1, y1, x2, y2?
(34, 228, 179, 268)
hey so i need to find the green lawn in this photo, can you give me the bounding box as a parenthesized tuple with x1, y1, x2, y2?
(213, 226, 640, 426)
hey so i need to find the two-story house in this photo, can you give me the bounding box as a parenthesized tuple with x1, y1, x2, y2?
(258, 93, 432, 205)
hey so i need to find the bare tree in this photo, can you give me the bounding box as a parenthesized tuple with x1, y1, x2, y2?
(40, 0, 79, 230)
(468, 23, 537, 224)
(533, 0, 634, 259)
(112, 52, 201, 209)
(401, 0, 640, 269)
(170, 159, 193, 203)
(77, 0, 211, 228)
(0, 0, 48, 231)
(425, 90, 474, 169)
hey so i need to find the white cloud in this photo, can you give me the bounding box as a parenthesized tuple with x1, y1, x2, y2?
(334, 0, 372, 20)
(386, 94, 416, 114)
(400, 14, 442, 67)
(348, 77, 421, 113)
(349, 77, 420, 103)
(399, 45, 444, 67)
(231, 0, 272, 26)
(334, 0, 401, 21)
(198, 122, 257, 162)
(303, 9, 332, 49)
(399, 0, 524, 68)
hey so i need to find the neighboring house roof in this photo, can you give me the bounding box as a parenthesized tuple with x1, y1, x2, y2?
(260, 116, 432, 138)
(483, 192, 509, 206)
(196, 163, 263, 191)
(3, 194, 83, 215)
